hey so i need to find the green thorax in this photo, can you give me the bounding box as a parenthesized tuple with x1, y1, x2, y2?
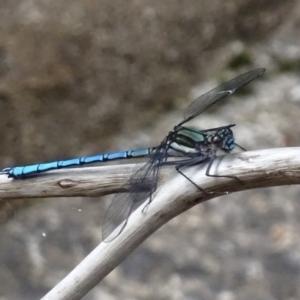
(174, 126, 208, 148)
(165, 126, 210, 156)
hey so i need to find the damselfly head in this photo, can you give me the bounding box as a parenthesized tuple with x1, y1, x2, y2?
(211, 126, 235, 153)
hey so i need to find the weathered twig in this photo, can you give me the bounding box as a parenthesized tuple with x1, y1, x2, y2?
(0, 164, 144, 199)
(2, 148, 300, 300)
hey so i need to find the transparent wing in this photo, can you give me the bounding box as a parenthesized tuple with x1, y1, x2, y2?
(181, 68, 265, 125)
(102, 143, 165, 242)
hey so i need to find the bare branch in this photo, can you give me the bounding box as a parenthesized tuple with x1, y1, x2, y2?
(0, 164, 140, 199)
(1, 148, 300, 300)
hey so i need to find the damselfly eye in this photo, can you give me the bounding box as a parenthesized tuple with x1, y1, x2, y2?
(212, 135, 222, 146)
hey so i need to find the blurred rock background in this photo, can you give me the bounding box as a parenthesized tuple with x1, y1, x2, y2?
(1, 0, 300, 299)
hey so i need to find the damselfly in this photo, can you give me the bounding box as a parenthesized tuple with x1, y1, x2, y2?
(1, 68, 265, 242)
